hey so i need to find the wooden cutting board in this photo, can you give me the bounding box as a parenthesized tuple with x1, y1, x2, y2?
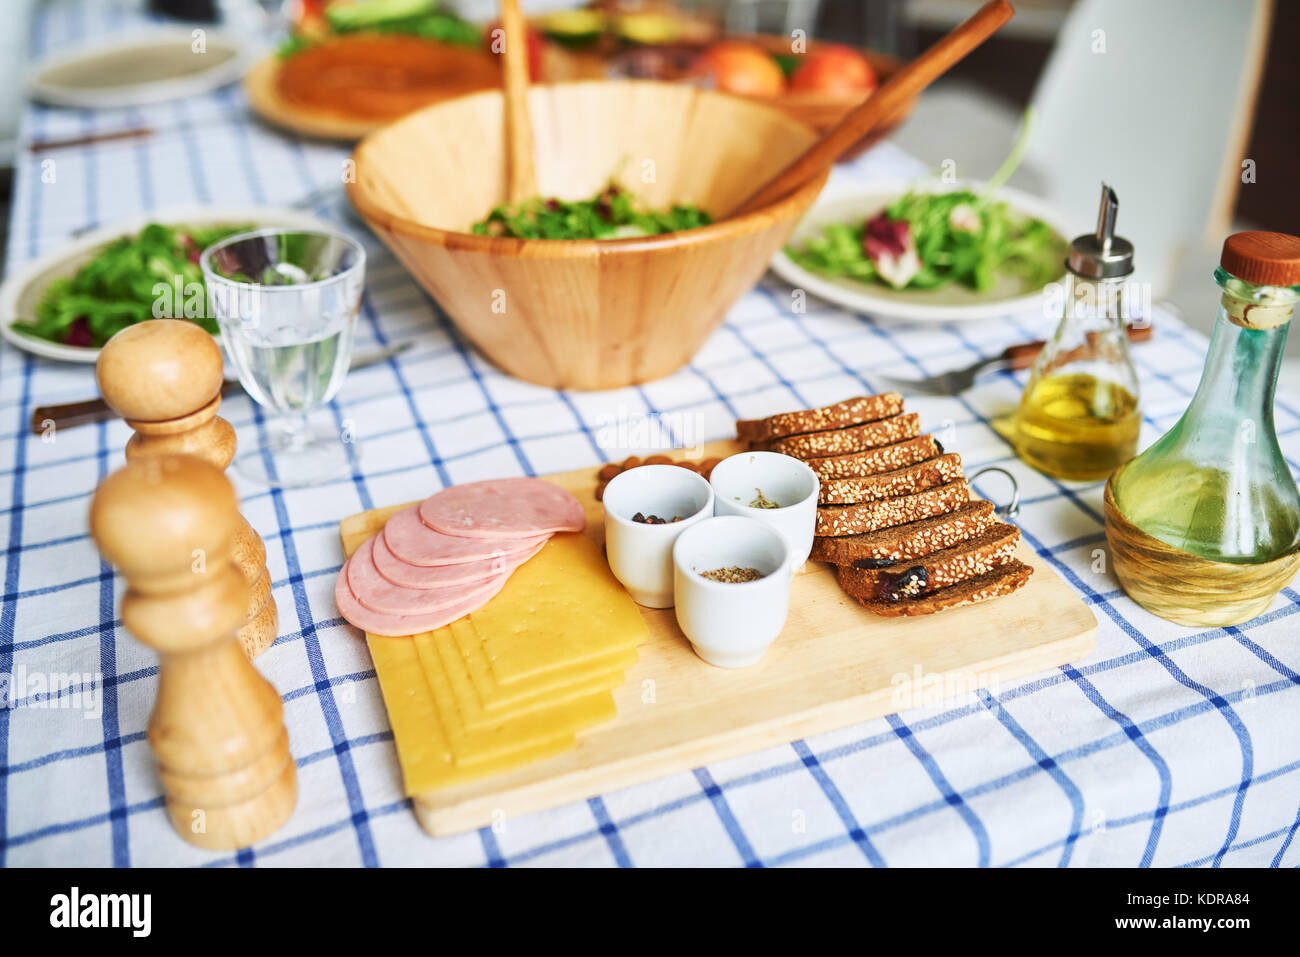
(338, 439, 1097, 837)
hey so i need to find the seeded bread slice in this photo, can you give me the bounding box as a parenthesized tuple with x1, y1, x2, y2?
(852, 559, 1034, 617)
(816, 480, 970, 537)
(810, 500, 997, 564)
(818, 454, 964, 505)
(837, 523, 1021, 601)
(761, 413, 922, 459)
(803, 436, 943, 480)
(736, 393, 904, 444)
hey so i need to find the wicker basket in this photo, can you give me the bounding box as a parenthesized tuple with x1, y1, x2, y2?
(1103, 472, 1300, 627)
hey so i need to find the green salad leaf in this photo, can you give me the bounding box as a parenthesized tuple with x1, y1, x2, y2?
(785, 190, 1065, 295)
(10, 223, 249, 349)
(325, 0, 480, 46)
(784, 107, 1065, 295)
(279, 0, 481, 57)
(472, 183, 712, 240)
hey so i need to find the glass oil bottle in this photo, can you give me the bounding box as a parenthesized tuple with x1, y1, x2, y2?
(1105, 231, 1300, 626)
(1014, 184, 1141, 481)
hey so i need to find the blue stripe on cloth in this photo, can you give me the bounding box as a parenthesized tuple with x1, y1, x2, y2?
(694, 767, 762, 867)
(1272, 804, 1300, 867)
(886, 714, 991, 866)
(587, 796, 633, 867)
(0, 358, 34, 866)
(358, 292, 454, 489)
(94, 417, 129, 865)
(791, 740, 886, 866)
(1060, 664, 1170, 866)
(478, 825, 507, 867)
(248, 401, 380, 866)
(979, 689, 1084, 867)
(1023, 533, 1256, 869)
(412, 291, 537, 477)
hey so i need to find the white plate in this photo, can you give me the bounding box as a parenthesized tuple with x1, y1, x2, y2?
(1, 206, 337, 364)
(770, 181, 1076, 323)
(26, 28, 254, 109)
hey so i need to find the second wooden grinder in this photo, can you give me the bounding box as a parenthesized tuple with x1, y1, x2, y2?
(96, 319, 278, 657)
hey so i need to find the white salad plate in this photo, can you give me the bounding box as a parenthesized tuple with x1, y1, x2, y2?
(1, 205, 336, 364)
(26, 28, 254, 109)
(770, 180, 1076, 323)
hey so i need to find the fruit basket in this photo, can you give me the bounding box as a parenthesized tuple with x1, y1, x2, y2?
(727, 34, 912, 156)
(551, 30, 913, 158)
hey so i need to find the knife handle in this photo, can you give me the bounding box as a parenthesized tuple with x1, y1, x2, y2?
(30, 398, 112, 435)
(1001, 321, 1153, 371)
(29, 379, 241, 436)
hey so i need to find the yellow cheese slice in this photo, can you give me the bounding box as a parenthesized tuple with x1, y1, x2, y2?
(449, 617, 636, 715)
(411, 630, 614, 766)
(355, 529, 647, 797)
(437, 620, 626, 729)
(471, 532, 648, 686)
(366, 633, 571, 795)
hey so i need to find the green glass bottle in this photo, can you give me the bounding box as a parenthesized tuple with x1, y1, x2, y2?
(1111, 232, 1300, 564)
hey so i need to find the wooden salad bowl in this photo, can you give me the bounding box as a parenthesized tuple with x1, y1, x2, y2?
(346, 80, 827, 390)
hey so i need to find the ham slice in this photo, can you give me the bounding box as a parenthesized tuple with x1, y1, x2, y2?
(418, 478, 585, 539)
(371, 530, 546, 590)
(383, 505, 546, 566)
(334, 564, 508, 637)
(347, 537, 510, 616)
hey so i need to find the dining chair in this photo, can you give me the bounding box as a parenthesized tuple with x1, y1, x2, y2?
(1022, 0, 1273, 294)
(717, 0, 825, 37)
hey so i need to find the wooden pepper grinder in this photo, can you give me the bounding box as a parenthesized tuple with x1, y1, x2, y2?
(96, 319, 277, 657)
(89, 454, 297, 849)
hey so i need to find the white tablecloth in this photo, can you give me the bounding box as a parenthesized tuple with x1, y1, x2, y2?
(3, 0, 1298, 867)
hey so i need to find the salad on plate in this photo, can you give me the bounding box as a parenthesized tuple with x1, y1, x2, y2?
(10, 222, 249, 349)
(784, 110, 1067, 297)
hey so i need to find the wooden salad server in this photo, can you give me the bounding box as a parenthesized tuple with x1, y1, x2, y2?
(730, 0, 1016, 217)
(499, 0, 538, 203)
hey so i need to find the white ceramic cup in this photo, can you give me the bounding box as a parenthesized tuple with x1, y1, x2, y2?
(709, 451, 819, 576)
(603, 464, 715, 608)
(672, 515, 791, 668)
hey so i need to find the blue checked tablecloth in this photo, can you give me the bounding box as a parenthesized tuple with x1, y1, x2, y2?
(3, 1, 1299, 868)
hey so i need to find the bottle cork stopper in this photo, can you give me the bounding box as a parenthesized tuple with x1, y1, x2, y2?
(1220, 232, 1300, 288)
(96, 319, 224, 422)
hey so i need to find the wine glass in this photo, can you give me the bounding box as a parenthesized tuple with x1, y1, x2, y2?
(200, 227, 366, 488)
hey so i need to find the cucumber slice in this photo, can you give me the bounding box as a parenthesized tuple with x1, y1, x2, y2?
(326, 0, 437, 32)
(538, 9, 606, 47)
(617, 12, 681, 45)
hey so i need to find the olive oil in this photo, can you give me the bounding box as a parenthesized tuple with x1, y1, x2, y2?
(1105, 232, 1300, 627)
(1012, 184, 1142, 482)
(1015, 373, 1139, 481)
(1110, 252, 1300, 565)
(1113, 459, 1299, 563)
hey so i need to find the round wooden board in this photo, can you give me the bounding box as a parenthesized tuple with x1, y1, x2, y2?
(243, 53, 380, 141)
(243, 45, 604, 143)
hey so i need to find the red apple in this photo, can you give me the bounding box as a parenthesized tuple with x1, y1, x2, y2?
(484, 19, 546, 82)
(691, 41, 786, 97)
(790, 45, 878, 95)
